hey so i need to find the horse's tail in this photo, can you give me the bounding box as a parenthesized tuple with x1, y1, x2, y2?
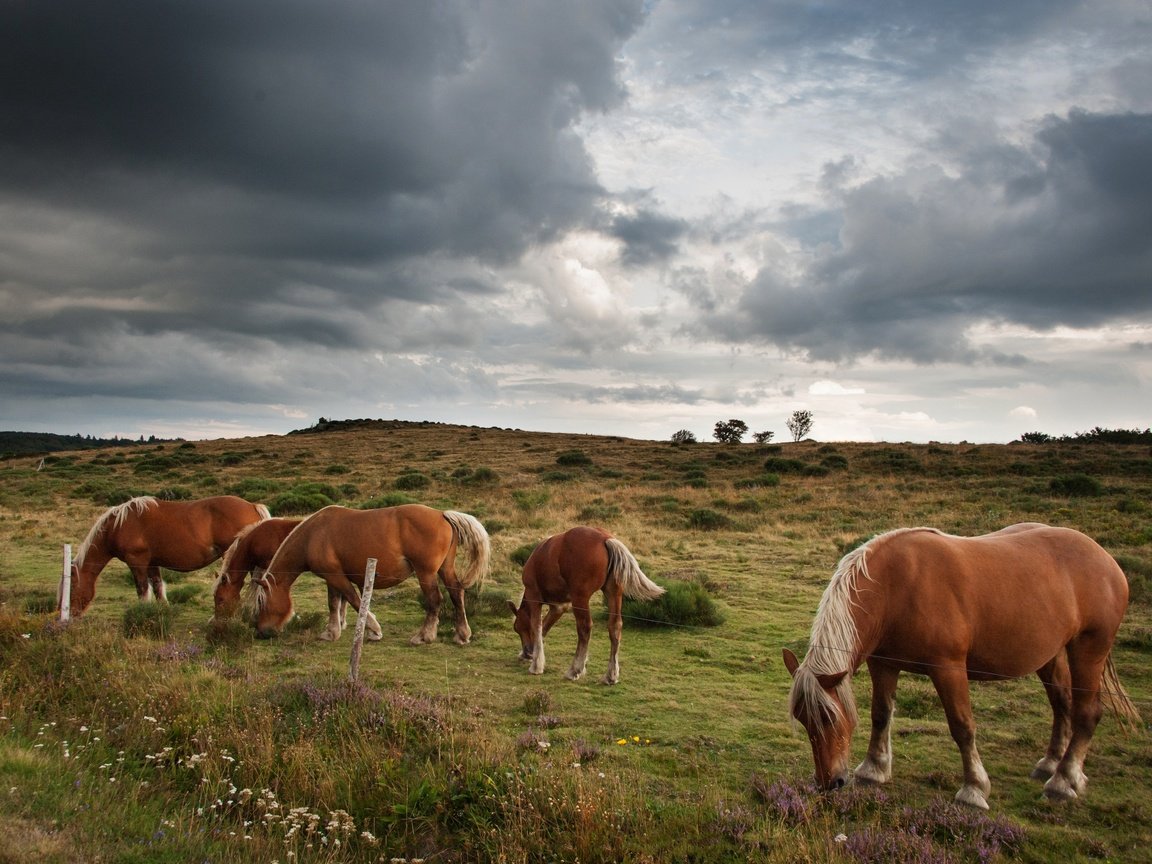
(254, 503, 272, 521)
(605, 538, 665, 601)
(443, 511, 491, 590)
(1101, 653, 1142, 731)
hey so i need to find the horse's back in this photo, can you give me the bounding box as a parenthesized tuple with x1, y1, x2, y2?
(867, 524, 1127, 674)
(525, 527, 612, 600)
(286, 504, 452, 575)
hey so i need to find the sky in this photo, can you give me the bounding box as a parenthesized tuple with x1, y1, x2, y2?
(2, 0, 1150, 445)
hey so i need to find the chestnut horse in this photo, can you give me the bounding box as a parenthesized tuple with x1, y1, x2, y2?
(67, 495, 271, 615)
(783, 523, 1139, 810)
(212, 517, 303, 621)
(508, 526, 664, 685)
(253, 504, 490, 644)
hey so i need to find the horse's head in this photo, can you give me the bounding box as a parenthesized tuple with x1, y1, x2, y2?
(253, 572, 292, 639)
(507, 599, 533, 660)
(211, 569, 243, 621)
(64, 561, 95, 616)
(783, 648, 854, 790)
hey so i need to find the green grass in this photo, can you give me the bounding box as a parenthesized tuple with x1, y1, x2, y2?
(1, 426, 1151, 862)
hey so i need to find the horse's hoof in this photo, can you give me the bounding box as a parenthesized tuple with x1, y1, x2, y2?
(367, 631, 383, 642)
(954, 786, 990, 810)
(564, 669, 585, 681)
(600, 675, 618, 685)
(318, 631, 337, 642)
(854, 761, 891, 785)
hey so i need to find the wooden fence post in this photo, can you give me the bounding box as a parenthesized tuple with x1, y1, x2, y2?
(349, 558, 377, 682)
(59, 544, 72, 622)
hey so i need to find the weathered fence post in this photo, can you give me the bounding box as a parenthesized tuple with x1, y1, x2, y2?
(59, 544, 72, 622)
(348, 557, 377, 682)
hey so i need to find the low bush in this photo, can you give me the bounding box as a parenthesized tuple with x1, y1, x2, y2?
(360, 492, 417, 509)
(122, 602, 173, 639)
(622, 579, 725, 628)
(394, 472, 432, 490)
(510, 543, 537, 567)
(1048, 474, 1103, 497)
(512, 489, 550, 512)
(556, 450, 593, 467)
(687, 509, 731, 531)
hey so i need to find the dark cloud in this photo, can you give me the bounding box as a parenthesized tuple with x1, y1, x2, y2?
(609, 209, 689, 265)
(702, 109, 1152, 363)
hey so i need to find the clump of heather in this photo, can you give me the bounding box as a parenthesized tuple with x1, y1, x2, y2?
(844, 826, 952, 864)
(751, 774, 811, 826)
(899, 799, 1026, 862)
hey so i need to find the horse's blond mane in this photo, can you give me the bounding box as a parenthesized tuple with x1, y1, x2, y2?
(214, 520, 261, 590)
(74, 496, 158, 567)
(788, 527, 947, 733)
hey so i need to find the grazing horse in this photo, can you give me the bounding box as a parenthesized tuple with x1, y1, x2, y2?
(212, 518, 303, 621)
(508, 526, 665, 685)
(253, 504, 490, 644)
(67, 495, 271, 615)
(782, 523, 1139, 810)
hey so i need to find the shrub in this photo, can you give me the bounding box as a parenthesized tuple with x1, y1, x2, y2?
(734, 474, 781, 489)
(541, 471, 574, 483)
(820, 454, 849, 470)
(270, 491, 334, 515)
(462, 466, 498, 485)
(687, 508, 731, 530)
(763, 457, 808, 473)
(510, 543, 538, 567)
(577, 501, 621, 522)
(1049, 474, 1103, 497)
(395, 472, 432, 490)
(511, 489, 550, 512)
(670, 429, 697, 445)
(323, 464, 351, 475)
(218, 452, 246, 466)
(622, 579, 725, 627)
(22, 590, 58, 615)
(713, 419, 748, 444)
(122, 602, 173, 639)
(206, 617, 254, 650)
(556, 450, 593, 467)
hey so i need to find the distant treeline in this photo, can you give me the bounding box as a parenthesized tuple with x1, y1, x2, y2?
(1018, 427, 1152, 445)
(0, 431, 183, 459)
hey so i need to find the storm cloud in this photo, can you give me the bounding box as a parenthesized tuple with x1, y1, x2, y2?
(1, 0, 1149, 443)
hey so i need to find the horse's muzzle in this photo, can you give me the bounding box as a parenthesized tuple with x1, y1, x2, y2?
(255, 627, 277, 640)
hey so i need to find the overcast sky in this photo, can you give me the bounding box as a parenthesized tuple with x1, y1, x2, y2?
(2, 0, 1150, 444)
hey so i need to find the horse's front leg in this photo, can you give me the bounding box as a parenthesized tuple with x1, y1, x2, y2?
(931, 667, 991, 810)
(320, 586, 347, 641)
(411, 571, 441, 645)
(601, 587, 623, 685)
(528, 601, 546, 675)
(147, 566, 168, 603)
(566, 601, 593, 681)
(856, 660, 900, 784)
(1032, 653, 1072, 782)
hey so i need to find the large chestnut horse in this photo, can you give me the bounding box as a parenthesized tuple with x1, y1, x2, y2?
(253, 504, 490, 644)
(212, 517, 303, 621)
(508, 526, 664, 685)
(783, 523, 1139, 810)
(67, 495, 271, 615)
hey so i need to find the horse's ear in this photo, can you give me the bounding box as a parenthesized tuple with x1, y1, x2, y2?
(506, 600, 518, 616)
(782, 648, 800, 678)
(816, 670, 848, 691)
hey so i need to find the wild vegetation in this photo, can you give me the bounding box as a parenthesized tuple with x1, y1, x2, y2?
(1, 420, 1150, 862)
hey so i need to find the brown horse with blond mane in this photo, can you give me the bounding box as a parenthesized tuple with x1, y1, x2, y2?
(67, 495, 271, 615)
(252, 504, 490, 644)
(508, 526, 665, 685)
(212, 517, 303, 621)
(783, 522, 1139, 810)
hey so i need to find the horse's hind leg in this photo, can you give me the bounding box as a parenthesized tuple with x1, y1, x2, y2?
(931, 667, 991, 810)
(601, 585, 623, 685)
(438, 560, 471, 645)
(566, 596, 593, 681)
(1044, 639, 1108, 801)
(411, 569, 441, 645)
(1031, 653, 1072, 781)
(856, 660, 900, 784)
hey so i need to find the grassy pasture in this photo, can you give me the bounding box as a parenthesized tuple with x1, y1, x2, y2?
(1, 421, 1150, 862)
